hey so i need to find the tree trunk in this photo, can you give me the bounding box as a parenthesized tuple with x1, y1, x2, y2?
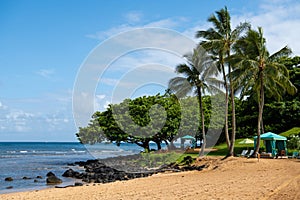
(135, 140, 150, 152)
(167, 140, 176, 150)
(197, 87, 206, 157)
(228, 64, 236, 156)
(155, 141, 161, 150)
(254, 72, 264, 156)
(261, 118, 264, 134)
(221, 63, 231, 150)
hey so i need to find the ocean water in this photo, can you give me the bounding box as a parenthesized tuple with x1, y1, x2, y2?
(0, 142, 147, 194)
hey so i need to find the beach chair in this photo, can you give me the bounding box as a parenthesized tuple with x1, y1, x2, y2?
(240, 150, 248, 157)
(292, 151, 299, 158)
(247, 150, 254, 158)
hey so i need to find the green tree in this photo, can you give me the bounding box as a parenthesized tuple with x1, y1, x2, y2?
(168, 46, 221, 156)
(76, 94, 182, 152)
(196, 6, 250, 156)
(231, 27, 297, 155)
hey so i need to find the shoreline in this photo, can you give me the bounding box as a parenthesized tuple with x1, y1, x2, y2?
(1, 157, 299, 199)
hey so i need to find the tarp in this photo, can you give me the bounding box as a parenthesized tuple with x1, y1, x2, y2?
(254, 132, 287, 140)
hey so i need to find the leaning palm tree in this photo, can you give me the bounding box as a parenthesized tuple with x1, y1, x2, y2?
(231, 27, 297, 156)
(196, 6, 250, 156)
(168, 46, 221, 157)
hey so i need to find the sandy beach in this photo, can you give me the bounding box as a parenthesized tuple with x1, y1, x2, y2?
(1, 157, 299, 200)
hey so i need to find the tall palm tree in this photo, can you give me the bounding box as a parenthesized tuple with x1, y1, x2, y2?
(196, 7, 250, 156)
(231, 27, 297, 155)
(168, 47, 221, 157)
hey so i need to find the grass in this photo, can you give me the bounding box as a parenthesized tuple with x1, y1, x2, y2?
(207, 138, 263, 156)
(135, 137, 281, 167)
(280, 127, 300, 137)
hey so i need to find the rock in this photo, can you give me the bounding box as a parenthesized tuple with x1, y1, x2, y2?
(34, 179, 39, 183)
(23, 176, 32, 180)
(5, 177, 13, 181)
(36, 176, 43, 179)
(46, 172, 55, 177)
(55, 185, 74, 188)
(62, 168, 78, 177)
(6, 186, 13, 189)
(67, 163, 76, 166)
(62, 169, 75, 177)
(74, 182, 83, 186)
(46, 172, 63, 185)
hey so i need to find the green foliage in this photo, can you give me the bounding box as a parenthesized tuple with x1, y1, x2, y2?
(287, 135, 300, 150)
(76, 93, 224, 152)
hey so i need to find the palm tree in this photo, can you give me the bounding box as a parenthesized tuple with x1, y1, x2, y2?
(168, 46, 221, 156)
(231, 27, 297, 155)
(196, 7, 250, 156)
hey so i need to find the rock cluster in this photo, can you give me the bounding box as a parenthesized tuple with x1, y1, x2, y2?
(62, 156, 205, 184)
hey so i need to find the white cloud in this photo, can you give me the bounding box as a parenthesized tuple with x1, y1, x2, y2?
(99, 78, 119, 86)
(124, 11, 143, 24)
(0, 94, 75, 137)
(231, 0, 300, 55)
(0, 101, 8, 110)
(5, 110, 34, 120)
(96, 94, 106, 100)
(94, 94, 108, 111)
(86, 17, 187, 41)
(36, 69, 55, 78)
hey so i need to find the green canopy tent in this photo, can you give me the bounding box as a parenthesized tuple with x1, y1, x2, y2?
(254, 132, 287, 157)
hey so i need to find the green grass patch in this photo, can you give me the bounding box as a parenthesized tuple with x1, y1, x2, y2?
(207, 138, 263, 156)
(280, 127, 300, 137)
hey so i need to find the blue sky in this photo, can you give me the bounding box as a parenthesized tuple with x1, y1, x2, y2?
(0, 0, 299, 142)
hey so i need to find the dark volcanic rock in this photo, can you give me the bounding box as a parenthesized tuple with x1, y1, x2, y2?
(6, 186, 13, 189)
(5, 177, 13, 181)
(23, 176, 32, 180)
(46, 172, 62, 185)
(36, 176, 43, 179)
(74, 182, 83, 186)
(46, 176, 62, 185)
(66, 154, 204, 186)
(62, 168, 76, 177)
(46, 172, 56, 177)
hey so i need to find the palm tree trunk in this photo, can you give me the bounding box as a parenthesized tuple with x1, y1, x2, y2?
(228, 60, 236, 157)
(221, 64, 231, 150)
(197, 87, 206, 157)
(254, 72, 264, 156)
(261, 118, 264, 134)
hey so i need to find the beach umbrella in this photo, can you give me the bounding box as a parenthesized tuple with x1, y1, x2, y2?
(238, 138, 254, 144)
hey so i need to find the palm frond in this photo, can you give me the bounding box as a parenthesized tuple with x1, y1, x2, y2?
(268, 46, 292, 62)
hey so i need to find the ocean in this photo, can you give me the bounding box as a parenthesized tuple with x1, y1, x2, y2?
(0, 142, 148, 194)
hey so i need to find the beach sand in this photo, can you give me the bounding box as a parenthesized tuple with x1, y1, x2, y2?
(1, 157, 299, 200)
